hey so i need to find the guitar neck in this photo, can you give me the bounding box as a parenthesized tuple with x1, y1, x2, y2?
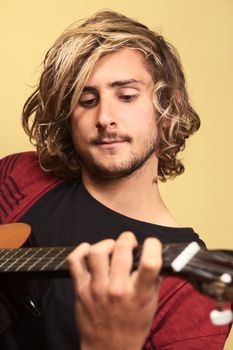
(1, 225, 233, 305)
(1, 243, 233, 303)
(0, 244, 188, 279)
(0, 243, 232, 284)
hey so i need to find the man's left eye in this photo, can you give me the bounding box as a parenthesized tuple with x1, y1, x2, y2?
(119, 95, 138, 102)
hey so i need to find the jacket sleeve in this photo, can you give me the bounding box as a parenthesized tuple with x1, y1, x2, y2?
(0, 152, 64, 224)
(143, 276, 231, 350)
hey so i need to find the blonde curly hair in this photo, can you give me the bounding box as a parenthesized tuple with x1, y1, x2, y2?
(22, 10, 200, 181)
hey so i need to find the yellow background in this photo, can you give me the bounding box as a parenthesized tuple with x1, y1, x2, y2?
(0, 0, 232, 348)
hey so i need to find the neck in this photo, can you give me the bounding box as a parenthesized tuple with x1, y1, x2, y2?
(81, 157, 179, 227)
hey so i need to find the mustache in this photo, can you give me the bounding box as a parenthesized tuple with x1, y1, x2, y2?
(90, 132, 132, 145)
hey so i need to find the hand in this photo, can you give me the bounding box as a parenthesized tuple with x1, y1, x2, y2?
(68, 232, 162, 350)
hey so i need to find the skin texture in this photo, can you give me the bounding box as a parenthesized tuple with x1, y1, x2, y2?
(68, 48, 171, 349)
(71, 48, 157, 180)
(68, 232, 162, 350)
(70, 48, 178, 227)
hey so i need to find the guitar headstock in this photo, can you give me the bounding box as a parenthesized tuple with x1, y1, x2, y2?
(162, 242, 233, 325)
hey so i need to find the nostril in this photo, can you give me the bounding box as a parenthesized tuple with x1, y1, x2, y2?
(95, 120, 116, 129)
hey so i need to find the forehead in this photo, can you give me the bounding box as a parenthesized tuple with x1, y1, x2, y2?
(84, 48, 154, 86)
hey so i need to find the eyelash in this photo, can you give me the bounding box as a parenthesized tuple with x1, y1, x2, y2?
(79, 94, 138, 108)
(119, 94, 138, 102)
(79, 98, 98, 107)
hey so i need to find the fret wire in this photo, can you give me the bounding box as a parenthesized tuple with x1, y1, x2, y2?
(0, 247, 72, 252)
(0, 249, 25, 269)
(27, 247, 59, 271)
(0, 256, 68, 270)
(7, 248, 43, 272)
(0, 250, 15, 264)
(10, 253, 70, 262)
(0, 247, 73, 271)
(10, 256, 69, 262)
(7, 254, 71, 269)
(9, 248, 63, 271)
(40, 247, 67, 271)
(3, 248, 44, 271)
(23, 257, 68, 271)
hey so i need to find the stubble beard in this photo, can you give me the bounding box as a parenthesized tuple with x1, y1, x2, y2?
(77, 135, 158, 180)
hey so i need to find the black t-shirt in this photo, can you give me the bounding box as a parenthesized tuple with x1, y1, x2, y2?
(0, 180, 204, 350)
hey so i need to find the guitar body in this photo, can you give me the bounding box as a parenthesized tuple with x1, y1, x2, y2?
(0, 223, 44, 335)
(0, 223, 31, 249)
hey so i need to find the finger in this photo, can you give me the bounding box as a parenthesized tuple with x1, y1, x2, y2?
(87, 239, 115, 299)
(108, 232, 138, 298)
(133, 238, 162, 295)
(67, 242, 91, 293)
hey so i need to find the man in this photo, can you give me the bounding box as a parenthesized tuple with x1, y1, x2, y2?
(0, 10, 230, 349)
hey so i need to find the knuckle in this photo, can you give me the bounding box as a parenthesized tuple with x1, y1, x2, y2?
(89, 245, 103, 259)
(67, 242, 90, 261)
(107, 285, 125, 301)
(90, 283, 105, 301)
(115, 239, 132, 251)
(89, 239, 115, 257)
(145, 237, 162, 251)
(76, 284, 86, 297)
(141, 259, 161, 273)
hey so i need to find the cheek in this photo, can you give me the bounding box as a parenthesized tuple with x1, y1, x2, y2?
(129, 102, 156, 131)
(71, 114, 86, 138)
(70, 117, 86, 151)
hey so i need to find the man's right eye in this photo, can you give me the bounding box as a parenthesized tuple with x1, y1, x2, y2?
(78, 98, 98, 108)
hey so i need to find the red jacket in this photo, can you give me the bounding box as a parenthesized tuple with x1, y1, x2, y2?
(0, 152, 231, 349)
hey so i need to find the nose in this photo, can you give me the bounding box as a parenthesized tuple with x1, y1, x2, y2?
(95, 99, 116, 130)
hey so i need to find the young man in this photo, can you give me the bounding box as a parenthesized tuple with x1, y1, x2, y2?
(0, 10, 230, 349)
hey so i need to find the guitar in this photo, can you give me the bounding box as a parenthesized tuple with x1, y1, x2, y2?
(0, 223, 233, 326)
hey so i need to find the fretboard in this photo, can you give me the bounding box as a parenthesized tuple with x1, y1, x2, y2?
(1, 244, 232, 286)
(0, 244, 199, 279)
(0, 246, 74, 278)
(0, 245, 179, 279)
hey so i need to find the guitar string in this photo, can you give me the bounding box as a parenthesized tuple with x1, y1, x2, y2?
(1, 247, 233, 278)
(0, 247, 229, 266)
(1, 253, 233, 281)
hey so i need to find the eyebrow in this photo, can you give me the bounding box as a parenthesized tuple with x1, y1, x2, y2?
(110, 79, 145, 87)
(82, 79, 144, 93)
(82, 86, 97, 93)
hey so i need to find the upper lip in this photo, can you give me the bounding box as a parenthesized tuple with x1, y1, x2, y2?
(101, 140, 123, 144)
(95, 139, 125, 144)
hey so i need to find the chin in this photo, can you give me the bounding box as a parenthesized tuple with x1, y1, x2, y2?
(86, 161, 144, 180)
(81, 147, 156, 180)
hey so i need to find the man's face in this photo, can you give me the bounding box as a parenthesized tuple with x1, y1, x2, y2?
(71, 48, 157, 179)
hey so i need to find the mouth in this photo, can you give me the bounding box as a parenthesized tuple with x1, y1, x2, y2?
(95, 140, 127, 148)
(91, 134, 131, 149)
